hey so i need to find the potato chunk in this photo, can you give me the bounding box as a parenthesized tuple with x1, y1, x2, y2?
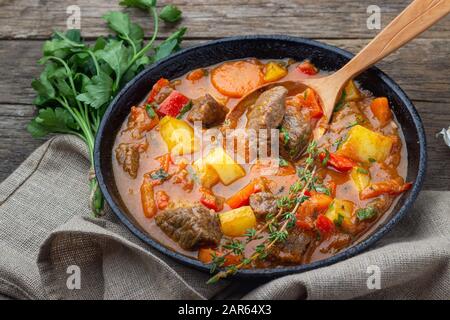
(325, 199, 355, 233)
(350, 167, 371, 193)
(219, 206, 256, 237)
(159, 116, 199, 155)
(344, 80, 362, 102)
(337, 125, 393, 163)
(192, 159, 220, 189)
(203, 147, 246, 185)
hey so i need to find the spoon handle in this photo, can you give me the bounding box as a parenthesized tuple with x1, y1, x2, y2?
(335, 0, 450, 82)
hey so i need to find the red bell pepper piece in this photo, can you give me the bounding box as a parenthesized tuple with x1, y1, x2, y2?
(315, 214, 335, 235)
(147, 78, 170, 104)
(296, 194, 333, 231)
(297, 60, 318, 76)
(319, 152, 356, 172)
(200, 189, 224, 212)
(157, 91, 190, 117)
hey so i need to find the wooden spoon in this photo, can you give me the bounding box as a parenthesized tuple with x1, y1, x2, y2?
(226, 0, 450, 137)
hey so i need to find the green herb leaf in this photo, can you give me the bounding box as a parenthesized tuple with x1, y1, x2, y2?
(334, 214, 344, 227)
(103, 12, 144, 49)
(356, 167, 369, 175)
(103, 12, 132, 37)
(356, 207, 378, 221)
(279, 158, 289, 167)
(119, 0, 156, 10)
(96, 40, 131, 82)
(76, 72, 113, 109)
(150, 168, 170, 181)
(159, 5, 182, 23)
(368, 157, 376, 163)
(145, 104, 157, 118)
(334, 90, 347, 112)
(321, 149, 330, 166)
(346, 120, 359, 129)
(154, 27, 186, 61)
(314, 184, 331, 196)
(27, 107, 78, 138)
(176, 100, 193, 119)
(280, 126, 290, 144)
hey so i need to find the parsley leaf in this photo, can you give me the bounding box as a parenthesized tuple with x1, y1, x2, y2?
(279, 158, 289, 167)
(150, 169, 170, 181)
(96, 40, 131, 83)
(280, 126, 290, 144)
(154, 27, 187, 62)
(76, 72, 113, 109)
(356, 207, 378, 221)
(159, 5, 182, 23)
(145, 104, 157, 118)
(356, 167, 369, 175)
(119, 0, 156, 10)
(176, 100, 193, 119)
(27, 107, 79, 138)
(103, 12, 144, 50)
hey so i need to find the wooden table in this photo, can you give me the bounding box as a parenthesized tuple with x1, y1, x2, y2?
(0, 0, 449, 190)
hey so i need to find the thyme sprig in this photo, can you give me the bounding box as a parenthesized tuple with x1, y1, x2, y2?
(207, 142, 320, 284)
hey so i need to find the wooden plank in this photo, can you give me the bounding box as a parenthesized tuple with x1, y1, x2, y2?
(0, 0, 449, 39)
(1, 102, 449, 189)
(0, 38, 449, 106)
(0, 104, 46, 181)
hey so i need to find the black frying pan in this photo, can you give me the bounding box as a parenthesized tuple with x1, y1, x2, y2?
(94, 36, 427, 278)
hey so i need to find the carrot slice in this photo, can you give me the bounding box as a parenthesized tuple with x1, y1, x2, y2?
(370, 97, 392, 126)
(187, 68, 206, 81)
(141, 174, 157, 218)
(226, 177, 268, 209)
(296, 88, 323, 118)
(211, 61, 264, 98)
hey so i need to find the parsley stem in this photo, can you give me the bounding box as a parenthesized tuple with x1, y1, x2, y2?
(125, 6, 159, 74)
(85, 50, 100, 76)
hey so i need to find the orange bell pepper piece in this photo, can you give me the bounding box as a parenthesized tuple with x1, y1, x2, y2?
(360, 179, 412, 200)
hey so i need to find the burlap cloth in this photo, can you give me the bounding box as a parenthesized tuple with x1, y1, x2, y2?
(0, 135, 448, 300)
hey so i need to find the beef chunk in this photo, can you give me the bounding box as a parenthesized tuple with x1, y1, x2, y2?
(267, 229, 312, 265)
(127, 106, 156, 139)
(115, 143, 140, 179)
(280, 105, 312, 160)
(249, 192, 278, 219)
(246, 86, 287, 130)
(155, 204, 222, 251)
(187, 94, 229, 127)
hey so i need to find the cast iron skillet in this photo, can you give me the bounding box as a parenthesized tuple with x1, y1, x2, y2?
(94, 35, 427, 278)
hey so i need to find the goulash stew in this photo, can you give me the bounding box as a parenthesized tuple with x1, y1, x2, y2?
(113, 58, 410, 270)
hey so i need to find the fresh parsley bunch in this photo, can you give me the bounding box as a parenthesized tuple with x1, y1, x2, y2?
(27, 0, 186, 216)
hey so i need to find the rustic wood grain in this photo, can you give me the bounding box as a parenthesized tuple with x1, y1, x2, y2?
(0, 0, 449, 39)
(0, 0, 449, 190)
